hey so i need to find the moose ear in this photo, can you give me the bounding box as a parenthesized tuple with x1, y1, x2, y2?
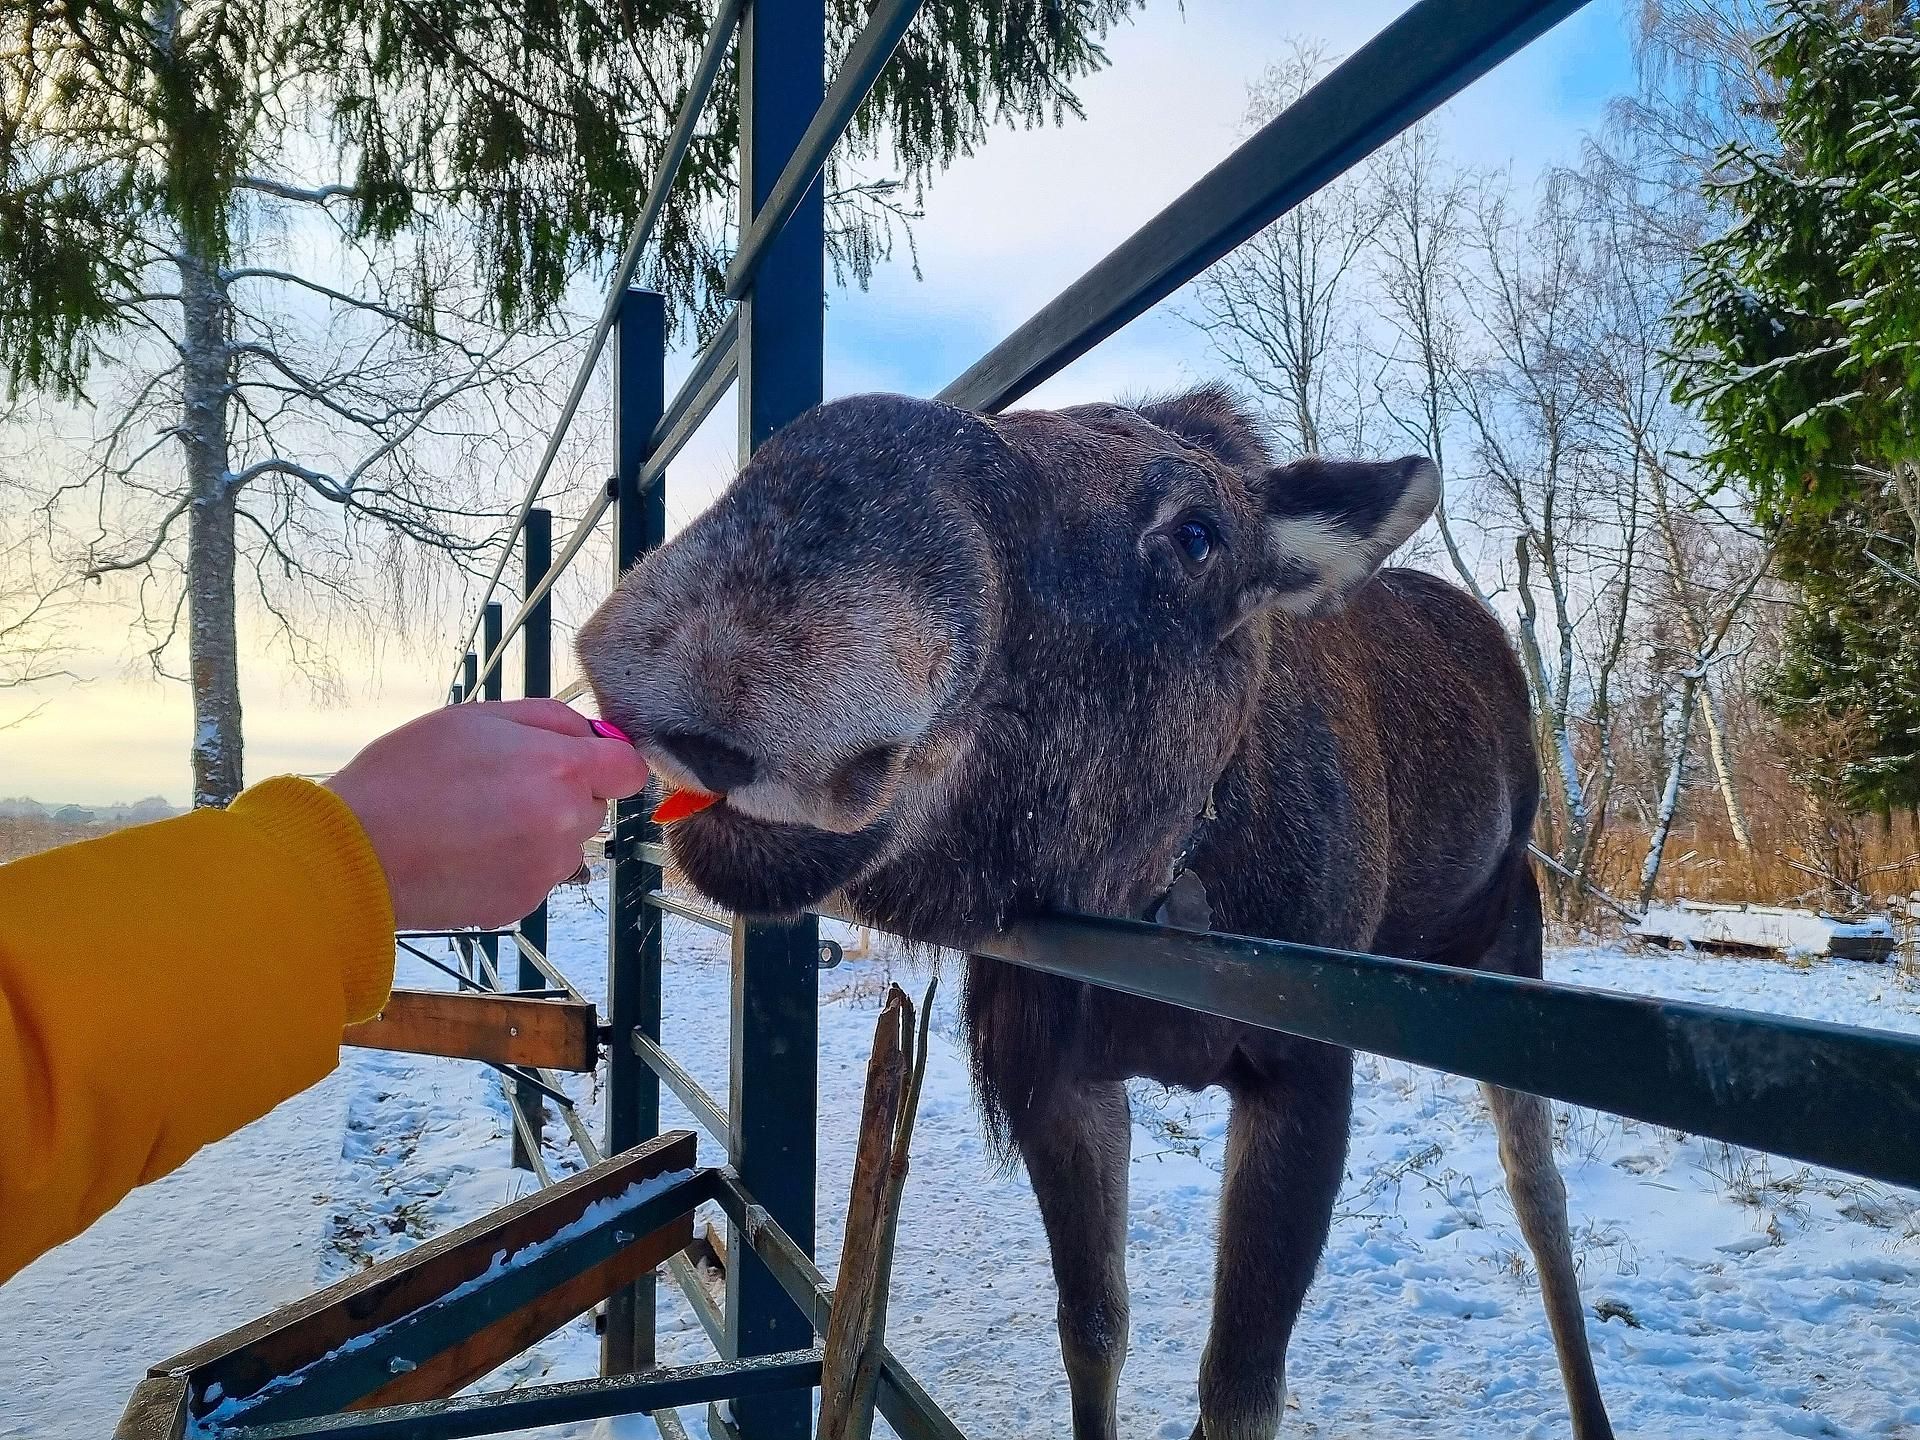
(1258, 455, 1441, 616)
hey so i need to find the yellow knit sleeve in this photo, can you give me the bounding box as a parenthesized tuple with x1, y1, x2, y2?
(0, 778, 396, 1284)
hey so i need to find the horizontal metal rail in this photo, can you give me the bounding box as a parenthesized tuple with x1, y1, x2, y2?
(938, 0, 1595, 413)
(965, 911, 1920, 1191)
(397, 930, 516, 941)
(721, 0, 930, 299)
(448, 0, 746, 687)
(646, 888, 735, 934)
(229, 1351, 823, 1440)
(395, 940, 488, 994)
(635, 878, 1920, 1187)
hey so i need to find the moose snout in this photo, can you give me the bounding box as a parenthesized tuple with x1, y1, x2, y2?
(577, 569, 951, 834)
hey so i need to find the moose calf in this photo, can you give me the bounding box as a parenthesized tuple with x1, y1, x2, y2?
(579, 386, 1612, 1440)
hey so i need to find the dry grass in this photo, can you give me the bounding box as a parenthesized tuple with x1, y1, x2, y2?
(1583, 811, 1920, 913)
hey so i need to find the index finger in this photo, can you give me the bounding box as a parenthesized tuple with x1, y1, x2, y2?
(485, 697, 598, 738)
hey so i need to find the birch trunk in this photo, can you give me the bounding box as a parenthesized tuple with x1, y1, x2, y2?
(1638, 674, 1702, 909)
(1695, 688, 1753, 857)
(1513, 538, 1589, 913)
(179, 243, 243, 808)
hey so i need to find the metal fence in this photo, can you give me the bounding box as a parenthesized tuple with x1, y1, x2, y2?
(279, 0, 1920, 1434)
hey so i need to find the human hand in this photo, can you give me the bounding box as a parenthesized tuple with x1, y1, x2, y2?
(326, 699, 649, 929)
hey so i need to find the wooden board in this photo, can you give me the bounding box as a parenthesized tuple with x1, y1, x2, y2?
(112, 1376, 187, 1440)
(341, 988, 599, 1071)
(150, 1131, 697, 1419)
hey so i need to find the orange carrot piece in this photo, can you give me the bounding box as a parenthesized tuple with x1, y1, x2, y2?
(652, 788, 720, 823)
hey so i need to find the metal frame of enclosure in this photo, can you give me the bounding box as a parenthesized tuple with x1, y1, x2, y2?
(120, 1, 1920, 1437)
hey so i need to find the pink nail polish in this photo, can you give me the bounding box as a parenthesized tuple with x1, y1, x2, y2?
(589, 719, 632, 743)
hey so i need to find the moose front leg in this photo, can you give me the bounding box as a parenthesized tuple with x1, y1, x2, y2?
(1011, 1080, 1133, 1440)
(1193, 1042, 1353, 1440)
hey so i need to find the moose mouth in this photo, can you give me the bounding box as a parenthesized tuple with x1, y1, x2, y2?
(663, 802, 893, 917)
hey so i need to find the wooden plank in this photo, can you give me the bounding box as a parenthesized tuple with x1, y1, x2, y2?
(341, 989, 598, 1072)
(231, 1179, 701, 1427)
(155, 1132, 697, 1413)
(113, 1375, 188, 1440)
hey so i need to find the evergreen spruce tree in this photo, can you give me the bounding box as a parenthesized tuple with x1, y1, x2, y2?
(1669, 0, 1920, 812)
(1, 0, 1141, 805)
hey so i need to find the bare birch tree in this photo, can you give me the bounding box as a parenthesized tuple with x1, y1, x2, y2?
(1188, 43, 1384, 456)
(1454, 176, 1630, 906)
(1367, 126, 1485, 600)
(27, 189, 570, 805)
(6, 1, 1138, 807)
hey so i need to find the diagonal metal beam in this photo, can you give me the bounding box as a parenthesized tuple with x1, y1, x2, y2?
(449, 0, 746, 689)
(722, 0, 932, 300)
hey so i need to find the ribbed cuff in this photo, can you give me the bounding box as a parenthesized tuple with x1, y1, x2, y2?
(229, 776, 397, 1023)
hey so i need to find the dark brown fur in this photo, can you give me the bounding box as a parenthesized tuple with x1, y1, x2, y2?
(578, 385, 1613, 1439)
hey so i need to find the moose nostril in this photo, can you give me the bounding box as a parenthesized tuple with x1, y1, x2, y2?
(657, 729, 760, 793)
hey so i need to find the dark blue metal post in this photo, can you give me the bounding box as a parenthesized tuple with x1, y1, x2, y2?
(514, 516, 552, 1170)
(727, 1, 824, 1434)
(602, 287, 668, 1376)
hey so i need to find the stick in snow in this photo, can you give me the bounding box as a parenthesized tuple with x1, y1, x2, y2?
(816, 977, 936, 1440)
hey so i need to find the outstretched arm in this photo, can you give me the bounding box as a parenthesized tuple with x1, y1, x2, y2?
(0, 700, 647, 1284)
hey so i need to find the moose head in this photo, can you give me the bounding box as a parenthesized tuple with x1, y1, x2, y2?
(576, 385, 1436, 940)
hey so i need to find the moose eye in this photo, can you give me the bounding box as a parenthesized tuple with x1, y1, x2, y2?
(1173, 518, 1215, 568)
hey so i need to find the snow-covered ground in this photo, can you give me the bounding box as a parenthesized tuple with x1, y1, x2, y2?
(5, 879, 1919, 1439)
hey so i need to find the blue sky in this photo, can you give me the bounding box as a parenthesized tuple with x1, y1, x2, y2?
(5, 0, 1640, 806)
